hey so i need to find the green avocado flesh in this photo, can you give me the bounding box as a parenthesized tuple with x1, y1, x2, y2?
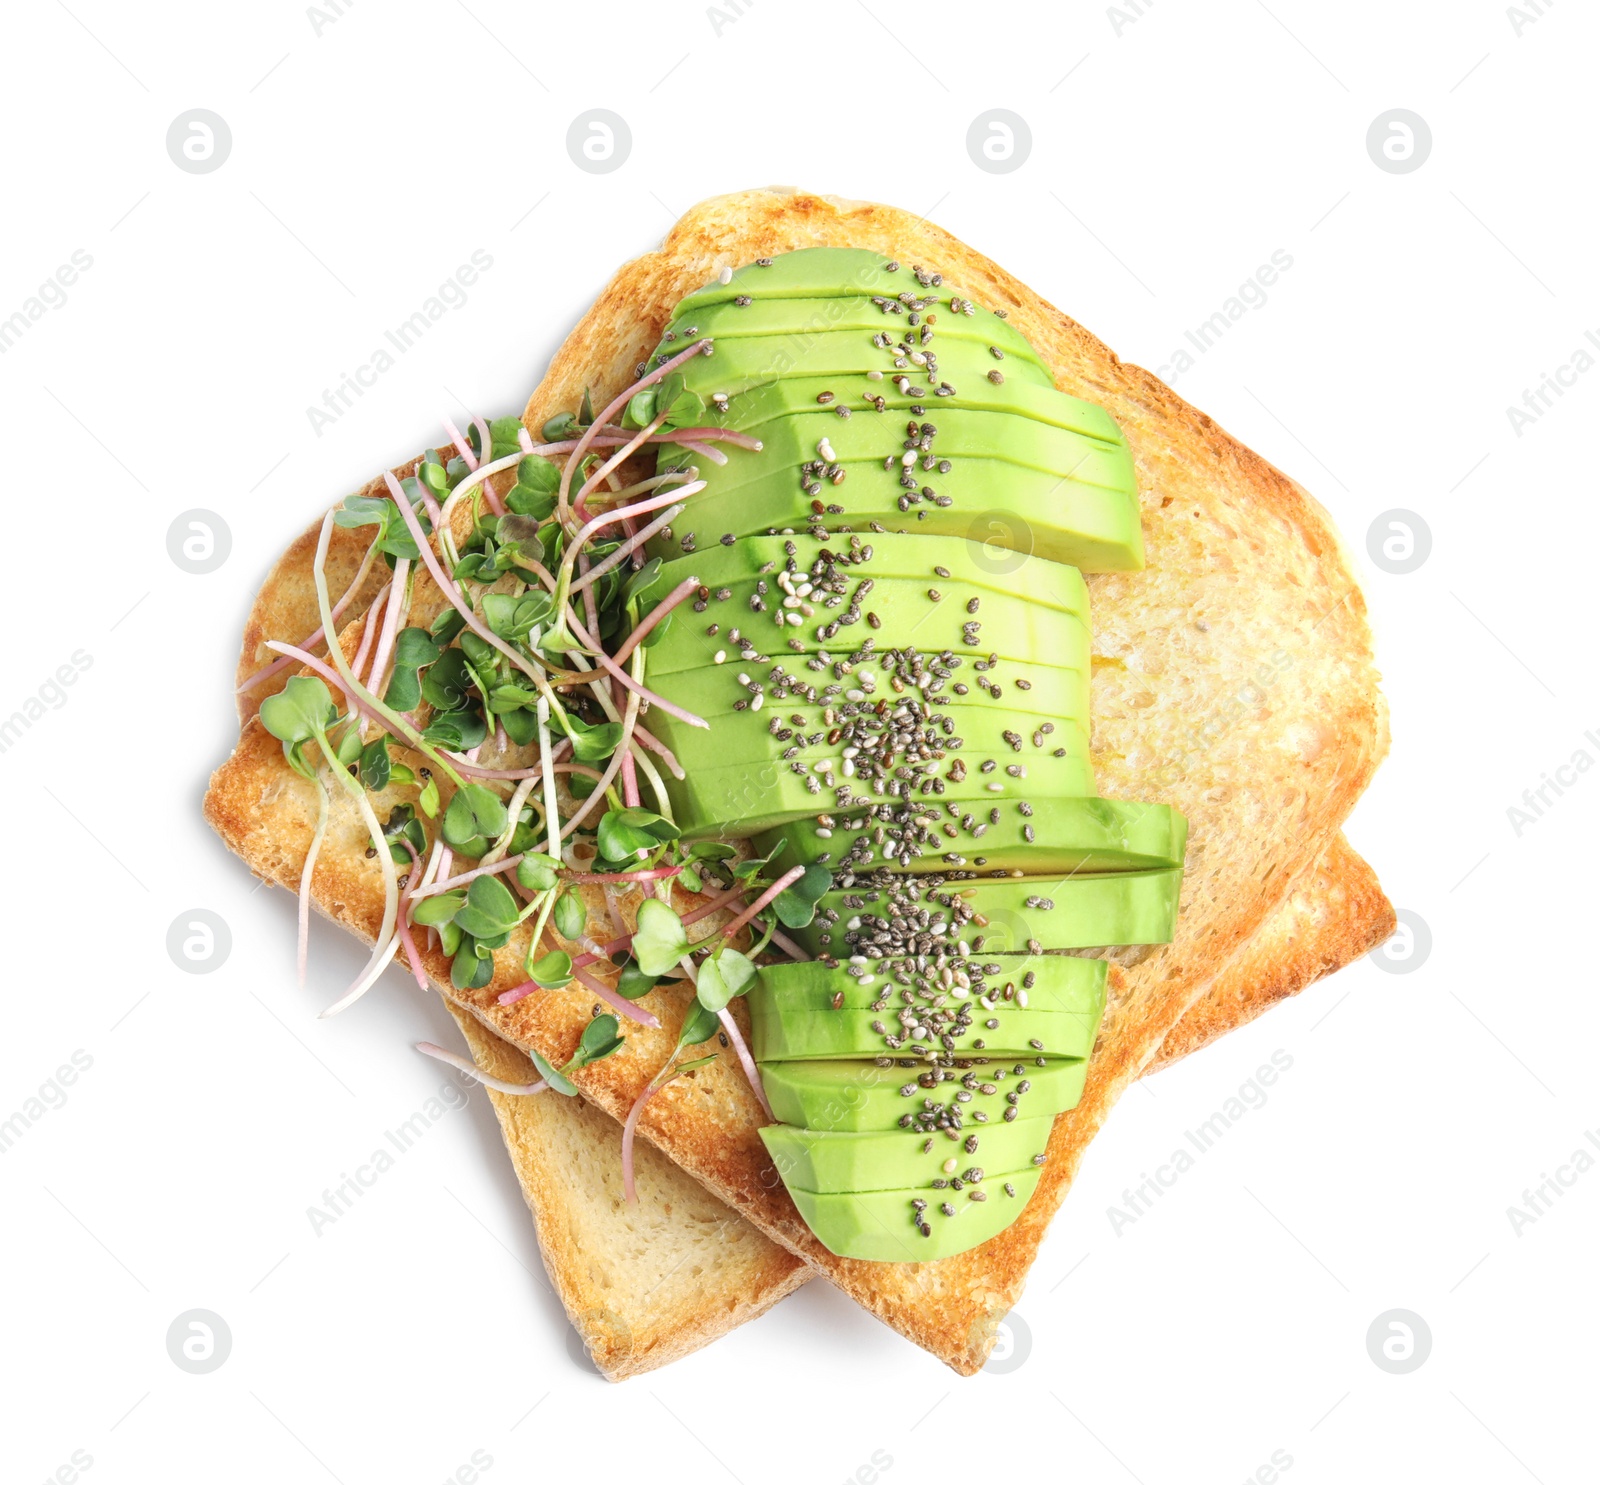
(750, 796, 1188, 876)
(680, 370, 1118, 443)
(649, 645, 1088, 732)
(760, 1114, 1055, 1194)
(662, 750, 1097, 838)
(759, 1056, 1087, 1133)
(639, 533, 1089, 680)
(753, 1006, 1098, 1062)
(650, 461, 1141, 575)
(756, 954, 1108, 1014)
(639, 530, 1090, 616)
(791, 867, 1183, 957)
(641, 248, 1143, 573)
(636, 250, 1180, 1262)
(783, 1167, 1044, 1262)
(650, 699, 1087, 779)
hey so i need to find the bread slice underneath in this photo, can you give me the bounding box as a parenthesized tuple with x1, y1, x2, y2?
(438, 829, 1386, 1377)
(208, 188, 1389, 1371)
(234, 505, 1388, 1380)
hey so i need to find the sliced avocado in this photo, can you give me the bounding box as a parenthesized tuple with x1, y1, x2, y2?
(663, 405, 1130, 491)
(647, 459, 1142, 572)
(638, 530, 1091, 616)
(755, 954, 1107, 1015)
(783, 1164, 1044, 1262)
(751, 796, 1188, 876)
(640, 697, 1089, 778)
(674, 247, 910, 311)
(643, 571, 1090, 679)
(669, 326, 1052, 391)
(662, 749, 1097, 838)
(648, 649, 1088, 731)
(790, 867, 1183, 957)
(760, 1114, 1055, 1194)
(684, 372, 1124, 446)
(752, 1005, 1099, 1063)
(759, 1056, 1088, 1133)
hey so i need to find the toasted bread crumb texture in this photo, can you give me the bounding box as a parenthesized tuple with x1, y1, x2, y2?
(206, 188, 1387, 1374)
(446, 1004, 809, 1380)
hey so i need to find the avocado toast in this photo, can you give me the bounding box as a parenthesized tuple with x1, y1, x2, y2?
(230, 496, 1389, 1376)
(207, 188, 1389, 1372)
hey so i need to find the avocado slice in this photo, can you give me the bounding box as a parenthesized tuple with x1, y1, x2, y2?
(647, 645, 1088, 731)
(661, 748, 1097, 838)
(752, 1005, 1100, 1063)
(760, 1114, 1055, 1194)
(648, 459, 1142, 573)
(783, 1165, 1045, 1262)
(755, 954, 1107, 1014)
(759, 1056, 1088, 1133)
(662, 404, 1131, 491)
(683, 371, 1123, 446)
(644, 248, 1145, 574)
(644, 573, 1090, 678)
(640, 697, 1088, 778)
(638, 530, 1090, 616)
(791, 867, 1183, 957)
(638, 532, 1091, 679)
(750, 796, 1188, 876)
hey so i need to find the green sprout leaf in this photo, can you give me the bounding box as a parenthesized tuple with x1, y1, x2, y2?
(528, 949, 573, 989)
(596, 808, 679, 865)
(358, 735, 391, 792)
(411, 891, 464, 928)
(442, 783, 508, 858)
(676, 999, 720, 1051)
(631, 899, 689, 976)
(453, 873, 519, 940)
(563, 1013, 623, 1075)
(561, 714, 623, 763)
(613, 958, 658, 1001)
(553, 888, 586, 942)
(451, 937, 495, 991)
(531, 1047, 577, 1096)
(515, 852, 562, 893)
(774, 863, 833, 928)
(694, 947, 756, 1014)
(259, 675, 336, 748)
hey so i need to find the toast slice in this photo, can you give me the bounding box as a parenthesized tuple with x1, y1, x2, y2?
(444, 1001, 810, 1378)
(208, 188, 1387, 1371)
(233, 509, 1387, 1378)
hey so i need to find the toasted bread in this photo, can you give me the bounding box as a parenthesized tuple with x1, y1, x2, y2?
(444, 1002, 809, 1378)
(207, 188, 1387, 1372)
(231, 504, 1387, 1379)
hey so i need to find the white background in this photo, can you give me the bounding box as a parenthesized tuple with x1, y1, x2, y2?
(2, 2, 1595, 1481)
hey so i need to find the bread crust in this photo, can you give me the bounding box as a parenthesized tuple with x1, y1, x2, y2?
(207, 188, 1388, 1373)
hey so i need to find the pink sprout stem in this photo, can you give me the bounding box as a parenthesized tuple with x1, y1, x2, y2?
(416, 1042, 547, 1096)
(558, 339, 714, 526)
(237, 537, 381, 694)
(571, 964, 661, 1029)
(610, 576, 700, 668)
(717, 1008, 773, 1120)
(716, 866, 806, 944)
